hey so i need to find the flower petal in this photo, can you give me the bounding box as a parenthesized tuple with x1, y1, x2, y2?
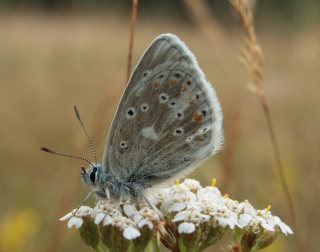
(123, 204, 137, 217)
(168, 202, 186, 212)
(123, 226, 141, 240)
(94, 212, 105, 225)
(238, 214, 252, 228)
(278, 222, 293, 235)
(178, 222, 195, 234)
(68, 217, 83, 229)
(138, 219, 154, 229)
(59, 212, 73, 221)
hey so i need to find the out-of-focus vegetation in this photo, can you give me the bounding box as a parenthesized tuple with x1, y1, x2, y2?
(0, 1, 319, 252)
(0, 0, 320, 24)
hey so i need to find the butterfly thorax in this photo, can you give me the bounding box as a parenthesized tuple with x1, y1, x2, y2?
(81, 163, 144, 199)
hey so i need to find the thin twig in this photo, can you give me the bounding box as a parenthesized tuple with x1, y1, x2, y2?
(126, 0, 139, 83)
(221, 108, 243, 192)
(229, 0, 301, 250)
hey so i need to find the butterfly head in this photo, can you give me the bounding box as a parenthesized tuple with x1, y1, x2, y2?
(81, 163, 103, 188)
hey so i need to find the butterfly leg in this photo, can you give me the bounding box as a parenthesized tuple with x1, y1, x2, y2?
(73, 190, 96, 216)
(139, 191, 164, 219)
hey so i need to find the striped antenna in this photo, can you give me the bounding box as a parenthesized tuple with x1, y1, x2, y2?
(40, 147, 94, 166)
(73, 106, 98, 162)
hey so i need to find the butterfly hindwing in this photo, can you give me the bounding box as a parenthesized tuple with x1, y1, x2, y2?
(102, 34, 223, 188)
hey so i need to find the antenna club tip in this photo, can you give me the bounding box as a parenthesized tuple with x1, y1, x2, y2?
(40, 147, 49, 152)
(73, 105, 80, 118)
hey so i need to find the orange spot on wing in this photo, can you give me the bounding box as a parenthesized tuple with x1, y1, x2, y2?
(153, 82, 160, 87)
(170, 79, 178, 86)
(188, 98, 195, 105)
(182, 85, 188, 92)
(194, 113, 203, 122)
(197, 137, 205, 142)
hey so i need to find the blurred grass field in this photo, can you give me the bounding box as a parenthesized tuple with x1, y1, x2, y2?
(0, 9, 319, 252)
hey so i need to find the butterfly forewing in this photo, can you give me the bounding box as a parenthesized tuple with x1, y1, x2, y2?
(102, 34, 223, 187)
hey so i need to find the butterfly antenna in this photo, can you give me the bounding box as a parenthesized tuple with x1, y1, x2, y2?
(73, 105, 98, 163)
(40, 147, 94, 166)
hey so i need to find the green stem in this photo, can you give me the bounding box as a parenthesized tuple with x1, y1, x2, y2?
(93, 244, 104, 252)
(152, 237, 161, 252)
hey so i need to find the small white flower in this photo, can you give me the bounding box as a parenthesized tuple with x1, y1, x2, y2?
(180, 179, 202, 192)
(237, 201, 256, 216)
(123, 226, 141, 240)
(60, 206, 93, 229)
(94, 212, 105, 225)
(268, 216, 293, 235)
(103, 215, 114, 226)
(238, 214, 252, 228)
(178, 222, 196, 234)
(133, 207, 158, 230)
(123, 203, 137, 217)
(137, 218, 154, 229)
(68, 217, 83, 229)
(168, 202, 187, 212)
(173, 208, 209, 224)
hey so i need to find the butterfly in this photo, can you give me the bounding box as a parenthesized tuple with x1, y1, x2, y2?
(42, 33, 223, 209)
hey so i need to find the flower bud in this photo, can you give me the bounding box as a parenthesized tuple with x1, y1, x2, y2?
(132, 226, 154, 252)
(238, 228, 278, 252)
(79, 216, 100, 249)
(178, 226, 201, 251)
(198, 223, 227, 250)
(100, 225, 130, 252)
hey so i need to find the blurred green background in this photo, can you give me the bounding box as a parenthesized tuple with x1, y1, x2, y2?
(0, 0, 319, 251)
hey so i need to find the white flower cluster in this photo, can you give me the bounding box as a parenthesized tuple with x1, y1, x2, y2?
(60, 179, 293, 242)
(152, 179, 293, 235)
(60, 199, 159, 240)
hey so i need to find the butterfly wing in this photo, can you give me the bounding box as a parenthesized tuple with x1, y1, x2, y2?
(102, 33, 223, 188)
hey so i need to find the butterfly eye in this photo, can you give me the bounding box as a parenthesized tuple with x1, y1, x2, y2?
(89, 170, 96, 183)
(173, 127, 184, 136)
(126, 107, 137, 119)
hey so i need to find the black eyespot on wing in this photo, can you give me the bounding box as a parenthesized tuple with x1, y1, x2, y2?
(174, 73, 181, 78)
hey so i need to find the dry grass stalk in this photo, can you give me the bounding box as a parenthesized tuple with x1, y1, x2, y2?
(182, 0, 229, 47)
(221, 108, 243, 192)
(229, 0, 300, 250)
(183, 0, 239, 191)
(46, 2, 140, 251)
(126, 0, 139, 83)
